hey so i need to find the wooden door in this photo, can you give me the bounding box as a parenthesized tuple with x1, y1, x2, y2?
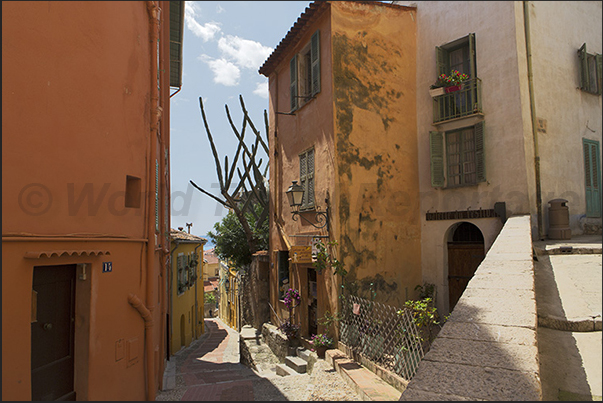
(447, 243, 484, 310)
(31, 264, 76, 401)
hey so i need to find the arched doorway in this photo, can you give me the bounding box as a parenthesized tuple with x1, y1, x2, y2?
(447, 222, 485, 311)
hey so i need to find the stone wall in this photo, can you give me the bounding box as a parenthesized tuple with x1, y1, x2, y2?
(240, 252, 270, 330)
(400, 215, 542, 400)
(261, 323, 289, 363)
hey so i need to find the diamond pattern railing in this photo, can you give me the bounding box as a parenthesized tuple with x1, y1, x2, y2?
(339, 295, 424, 381)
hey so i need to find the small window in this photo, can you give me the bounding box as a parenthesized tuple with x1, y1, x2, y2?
(299, 148, 315, 210)
(578, 44, 602, 95)
(290, 30, 321, 111)
(430, 121, 485, 188)
(125, 175, 141, 208)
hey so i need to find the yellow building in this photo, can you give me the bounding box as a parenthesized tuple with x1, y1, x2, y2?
(169, 229, 206, 356)
(218, 263, 240, 330)
(203, 247, 220, 280)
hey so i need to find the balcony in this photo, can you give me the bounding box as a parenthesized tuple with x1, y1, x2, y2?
(432, 77, 482, 124)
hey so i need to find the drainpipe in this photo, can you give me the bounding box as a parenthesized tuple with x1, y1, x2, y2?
(145, 1, 161, 400)
(523, 1, 544, 240)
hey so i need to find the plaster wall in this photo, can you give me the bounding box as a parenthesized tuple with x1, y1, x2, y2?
(412, 1, 532, 314)
(332, 2, 421, 307)
(267, 7, 336, 333)
(526, 1, 602, 235)
(2, 1, 171, 400)
(1, 241, 148, 401)
(170, 243, 204, 356)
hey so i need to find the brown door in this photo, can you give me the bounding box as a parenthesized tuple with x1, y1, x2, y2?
(447, 243, 484, 310)
(31, 264, 76, 401)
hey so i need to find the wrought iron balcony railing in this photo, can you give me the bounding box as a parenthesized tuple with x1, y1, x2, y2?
(432, 77, 482, 123)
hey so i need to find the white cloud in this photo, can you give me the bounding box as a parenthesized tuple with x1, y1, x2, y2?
(218, 35, 273, 70)
(185, 2, 221, 42)
(216, 4, 225, 14)
(253, 82, 269, 99)
(200, 55, 240, 86)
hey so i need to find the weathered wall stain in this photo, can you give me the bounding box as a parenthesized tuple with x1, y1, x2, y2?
(331, 3, 420, 306)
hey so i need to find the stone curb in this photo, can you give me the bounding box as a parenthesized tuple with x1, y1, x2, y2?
(538, 314, 603, 332)
(533, 246, 602, 255)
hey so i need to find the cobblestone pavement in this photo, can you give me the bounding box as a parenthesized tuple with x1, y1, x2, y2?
(156, 318, 361, 401)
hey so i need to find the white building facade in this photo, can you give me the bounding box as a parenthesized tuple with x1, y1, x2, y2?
(398, 1, 602, 315)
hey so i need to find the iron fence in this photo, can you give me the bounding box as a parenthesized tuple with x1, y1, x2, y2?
(432, 77, 482, 123)
(339, 295, 424, 381)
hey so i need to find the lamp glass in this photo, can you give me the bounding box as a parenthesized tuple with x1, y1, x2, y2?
(286, 181, 304, 207)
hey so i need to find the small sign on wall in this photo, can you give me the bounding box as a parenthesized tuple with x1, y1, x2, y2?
(290, 246, 312, 264)
(102, 262, 113, 273)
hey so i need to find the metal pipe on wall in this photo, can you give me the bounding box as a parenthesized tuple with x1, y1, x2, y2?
(144, 1, 161, 400)
(523, 1, 544, 241)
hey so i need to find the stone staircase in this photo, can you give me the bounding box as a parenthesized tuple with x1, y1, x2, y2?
(240, 324, 317, 377)
(275, 346, 315, 376)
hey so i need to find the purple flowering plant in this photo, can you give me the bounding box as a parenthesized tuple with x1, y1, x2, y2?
(283, 288, 301, 310)
(278, 320, 300, 341)
(310, 333, 333, 350)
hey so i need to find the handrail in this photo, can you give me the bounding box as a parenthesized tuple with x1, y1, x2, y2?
(432, 77, 482, 123)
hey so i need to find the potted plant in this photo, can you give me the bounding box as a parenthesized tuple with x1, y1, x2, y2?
(429, 70, 469, 97)
(280, 288, 301, 350)
(310, 333, 333, 358)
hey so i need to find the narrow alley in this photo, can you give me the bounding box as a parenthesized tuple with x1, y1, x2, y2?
(156, 318, 362, 401)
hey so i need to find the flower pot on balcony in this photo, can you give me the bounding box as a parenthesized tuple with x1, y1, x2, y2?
(429, 87, 445, 97)
(445, 84, 462, 93)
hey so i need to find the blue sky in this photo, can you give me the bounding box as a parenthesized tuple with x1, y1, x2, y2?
(170, 1, 310, 243)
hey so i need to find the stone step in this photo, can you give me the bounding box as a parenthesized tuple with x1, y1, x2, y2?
(296, 347, 312, 362)
(285, 355, 307, 373)
(326, 349, 401, 401)
(275, 363, 299, 377)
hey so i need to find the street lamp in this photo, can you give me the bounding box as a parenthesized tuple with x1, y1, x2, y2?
(286, 180, 329, 231)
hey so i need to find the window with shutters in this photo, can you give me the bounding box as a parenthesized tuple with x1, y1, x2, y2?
(583, 139, 601, 218)
(578, 44, 602, 95)
(290, 30, 321, 112)
(430, 122, 485, 188)
(299, 148, 315, 210)
(433, 34, 482, 123)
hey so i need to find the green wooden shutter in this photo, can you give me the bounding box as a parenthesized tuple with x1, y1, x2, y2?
(300, 151, 307, 208)
(596, 53, 602, 95)
(475, 121, 486, 182)
(290, 55, 298, 111)
(584, 139, 601, 218)
(436, 46, 448, 77)
(578, 43, 588, 90)
(468, 33, 476, 79)
(307, 148, 315, 208)
(311, 30, 321, 96)
(430, 131, 445, 187)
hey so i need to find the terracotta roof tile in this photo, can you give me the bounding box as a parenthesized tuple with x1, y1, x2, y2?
(170, 228, 206, 243)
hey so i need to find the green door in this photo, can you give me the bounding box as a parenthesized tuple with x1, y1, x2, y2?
(583, 139, 601, 218)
